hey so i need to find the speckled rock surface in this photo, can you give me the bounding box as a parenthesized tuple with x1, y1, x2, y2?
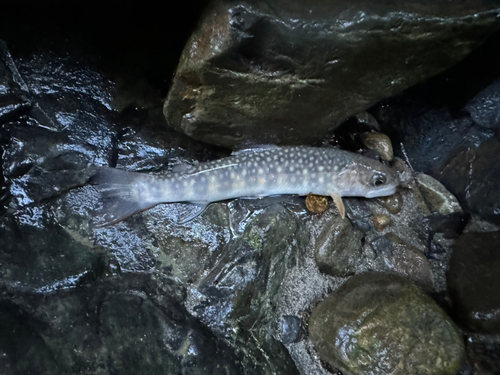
(309, 273, 465, 375)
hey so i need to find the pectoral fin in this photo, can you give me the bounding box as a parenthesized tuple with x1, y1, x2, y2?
(330, 193, 345, 219)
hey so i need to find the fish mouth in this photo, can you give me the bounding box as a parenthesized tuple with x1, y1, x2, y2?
(365, 185, 397, 198)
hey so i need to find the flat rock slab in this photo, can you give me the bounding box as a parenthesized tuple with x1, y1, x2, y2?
(164, 0, 500, 148)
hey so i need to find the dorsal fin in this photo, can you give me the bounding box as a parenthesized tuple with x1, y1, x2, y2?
(231, 144, 280, 156)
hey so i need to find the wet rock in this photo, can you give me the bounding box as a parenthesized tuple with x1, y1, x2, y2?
(359, 131, 394, 161)
(0, 45, 303, 375)
(0, 41, 30, 123)
(440, 137, 500, 225)
(466, 337, 500, 375)
(374, 191, 404, 215)
(354, 112, 381, 131)
(164, 0, 500, 148)
(369, 233, 434, 290)
(0, 273, 243, 375)
(464, 214, 500, 233)
(278, 315, 302, 345)
(313, 215, 363, 277)
(345, 198, 373, 233)
(424, 212, 470, 240)
(374, 39, 500, 228)
(376, 96, 495, 178)
(371, 213, 391, 231)
(465, 77, 500, 129)
(309, 273, 464, 375)
(447, 231, 500, 334)
(415, 172, 462, 215)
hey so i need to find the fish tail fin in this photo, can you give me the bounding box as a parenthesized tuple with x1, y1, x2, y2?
(91, 167, 159, 227)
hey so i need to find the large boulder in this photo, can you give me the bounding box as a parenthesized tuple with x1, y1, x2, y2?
(309, 272, 464, 375)
(164, 0, 500, 148)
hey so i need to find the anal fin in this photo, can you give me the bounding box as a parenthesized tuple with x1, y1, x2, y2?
(330, 193, 345, 219)
(94, 198, 157, 227)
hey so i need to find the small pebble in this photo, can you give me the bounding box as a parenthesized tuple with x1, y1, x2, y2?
(359, 131, 394, 161)
(371, 213, 392, 231)
(305, 194, 329, 213)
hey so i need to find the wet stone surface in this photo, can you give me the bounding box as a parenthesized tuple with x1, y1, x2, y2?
(309, 273, 465, 375)
(164, 0, 500, 148)
(1, 3, 500, 374)
(447, 231, 500, 334)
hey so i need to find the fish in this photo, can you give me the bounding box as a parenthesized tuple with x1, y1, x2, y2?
(92, 146, 399, 226)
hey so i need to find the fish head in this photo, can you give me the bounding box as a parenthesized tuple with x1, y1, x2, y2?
(338, 159, 400, 198)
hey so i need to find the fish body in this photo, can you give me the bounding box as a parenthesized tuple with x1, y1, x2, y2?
(94, 146, 399, 225)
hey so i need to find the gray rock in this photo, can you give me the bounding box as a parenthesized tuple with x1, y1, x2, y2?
(309, 273, 465, 375)
(278, 315, 302, 344)
(164, 0, 500, 148)
(415, 172, 462, 215)
(447, 231, 500, 334)
(313, 215, 363, 277)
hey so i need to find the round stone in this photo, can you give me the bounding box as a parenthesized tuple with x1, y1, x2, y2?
(309, 273, 464, 375)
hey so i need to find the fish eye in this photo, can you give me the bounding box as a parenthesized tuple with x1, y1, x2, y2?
(370, 174, 386, 187)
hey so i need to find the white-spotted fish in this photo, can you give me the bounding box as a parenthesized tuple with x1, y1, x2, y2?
(93, 146, 399, 226)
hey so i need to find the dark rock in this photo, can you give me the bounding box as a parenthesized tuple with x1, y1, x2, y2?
(164, 0, 500, 148)
(309, 272, 464, 375)
(0, 44, 303, 375)
(374, 34, 500, 227)
(313, 215, 363, 277)
(423, 212, 470, 240)
(465, 77, 500, 129)
(440, 137, 500, 225)
(0, 41, 30, 124)
(354, 112, 381, 131)
(370, 235, 394, 255)
(466, 337, 500, 375)
(370, 234, 434, 289)
(0, 273, 243, 375)
(447, 231, 500, 334)
(378, 103, 495, 176)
